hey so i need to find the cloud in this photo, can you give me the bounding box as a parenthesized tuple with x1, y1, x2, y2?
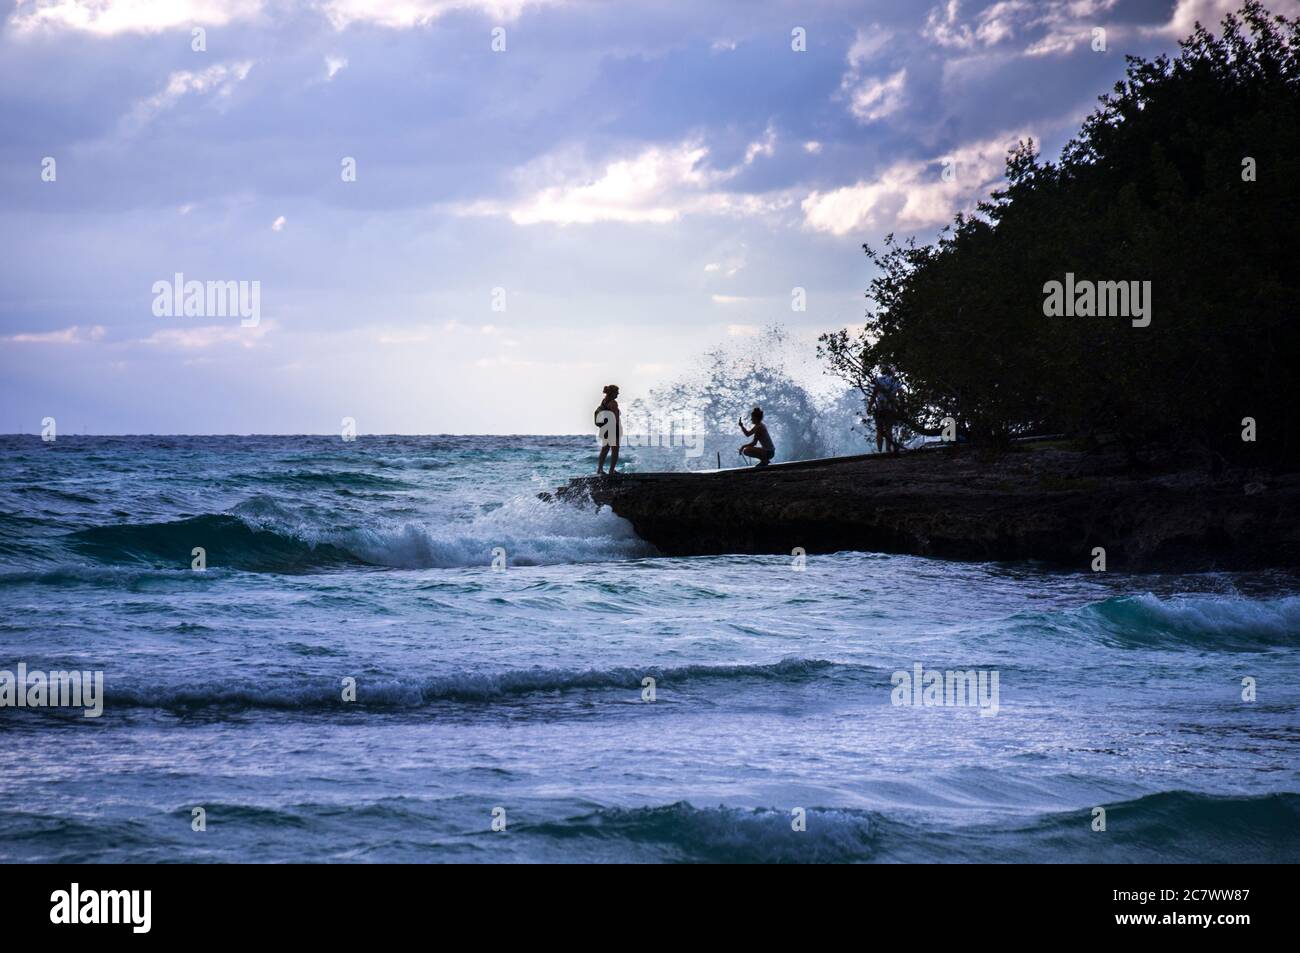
(271, 215, 287, 231)
(704, 249, 747, 277)
(924, 0, 977, 49)
(377, 332, 433, 345)
(122, 61, 254, 134)
(1158, 0, 1300, 37)
(483, 142, 708, 224)
(2, 325, 105, 344)
(846, 26, 894, 65)
(725, 323, 760, 336)
(8, 0, 562, 35)
(743, 126, 776, 164)
(473, 354, 595, 370)
(459, 139, 792, 226)
(377, 328, 435, 344)
(9, 0, 263, 35)
(800, 132, 1026, 236)
(844, 67, 907, 123)
(139, 323, 269, 349)
(974, 1, 1032, 45)
(376, 320, 504, 344)
(923, 0, 1123, 57)
(839, 29, 906, 123)
(317, 0, 559, 30)
(1022, 1, 1119, 57)
(0, 0, 1255, 435)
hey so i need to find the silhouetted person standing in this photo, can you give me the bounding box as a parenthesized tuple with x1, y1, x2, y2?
(870, 368, 901, 454)
(595, 384, 621, 476)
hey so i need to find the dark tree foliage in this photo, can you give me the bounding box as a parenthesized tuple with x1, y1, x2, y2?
(819, 2, 1300, 466)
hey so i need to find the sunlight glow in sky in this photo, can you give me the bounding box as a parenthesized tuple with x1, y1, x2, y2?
(1, 0, 1282, 433)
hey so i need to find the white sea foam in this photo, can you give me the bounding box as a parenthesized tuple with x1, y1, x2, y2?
(234, 494, 653, 569)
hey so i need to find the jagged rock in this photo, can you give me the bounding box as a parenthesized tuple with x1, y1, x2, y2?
(544, 447, 1300, 570)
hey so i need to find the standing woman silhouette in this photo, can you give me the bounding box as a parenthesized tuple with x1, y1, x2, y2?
(595, 384, 621, 476)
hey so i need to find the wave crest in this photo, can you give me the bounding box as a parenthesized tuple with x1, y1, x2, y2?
(1085, 592, 1300, 649)
(60, 495, 651, 572)
(99, 658, 846, 711)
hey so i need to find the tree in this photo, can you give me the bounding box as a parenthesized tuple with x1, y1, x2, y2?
(820, 1, 1300, 467)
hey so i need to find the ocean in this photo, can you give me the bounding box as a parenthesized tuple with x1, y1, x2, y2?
(1, 434, 1297, 863)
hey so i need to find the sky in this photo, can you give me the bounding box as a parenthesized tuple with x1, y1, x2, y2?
(0, 0, 1286, 434)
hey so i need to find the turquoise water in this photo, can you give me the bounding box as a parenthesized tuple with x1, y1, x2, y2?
(1, 434, 1297, 862)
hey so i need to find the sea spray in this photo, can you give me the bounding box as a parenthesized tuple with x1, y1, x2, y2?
(637, 324, 867, 468)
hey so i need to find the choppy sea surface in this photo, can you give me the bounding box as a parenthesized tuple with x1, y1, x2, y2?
(1, 434, 1297, 863)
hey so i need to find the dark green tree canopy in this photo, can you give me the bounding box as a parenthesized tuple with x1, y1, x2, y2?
(820, 1, 1299, 466)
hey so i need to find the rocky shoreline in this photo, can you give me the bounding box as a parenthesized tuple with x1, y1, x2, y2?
(546, 446, 1300, 570)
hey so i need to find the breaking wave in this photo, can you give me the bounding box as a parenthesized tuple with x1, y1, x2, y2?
(93, 658, 849, 711)
(61, 495, 651, 572)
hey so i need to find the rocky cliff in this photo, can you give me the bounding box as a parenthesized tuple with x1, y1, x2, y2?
(546, 446, 1300, 570)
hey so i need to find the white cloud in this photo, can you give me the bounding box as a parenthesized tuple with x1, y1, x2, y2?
(704, 249, 747, 278)
(803, 141, 823, 154)
(474, 354, 595, 370)
(459, 139, 792, 226)
(7, 0, 559, 35)
(839, 29, 906, 124)
(318, 0, 558, 30)
(2, 324, 105, 344)
(712, 295, 747, 305)
(846, 27, 893, 67)
(500, 142, 706, 224)
(922, 0, 1040, 49)
(122, 61, 254, 133)
(743, 126, 776, 164)
(325, 55, 349, 79)
(1156, 0, 1300, 37)
(139, 323, 270, 349)
(801, 132, 1027, 236)
(9, 0, 263, 35)
(924, 0, 977, 50)
(376, 320, 504, 344)
(377, 328, 434, 344)
(1022, 1, 1119, 57)
(844, 67, 907, 123)
(924, 0, 1132, 58)
(271, 215, 287, 231)
(725, 323, 760, 336)
(976, 2, 1033, 45)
